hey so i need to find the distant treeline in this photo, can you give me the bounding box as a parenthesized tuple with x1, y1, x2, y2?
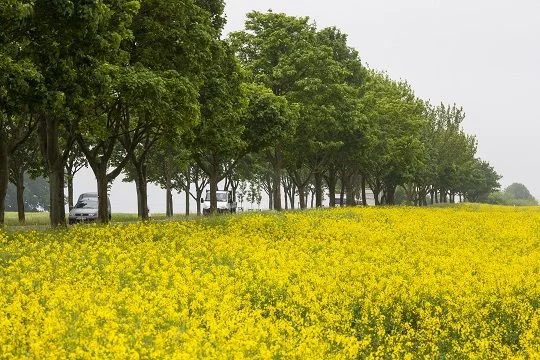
(1, 2, 500, 226)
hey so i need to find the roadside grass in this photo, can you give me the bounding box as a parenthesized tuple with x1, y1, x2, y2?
(2, 212, 198, 232)
(5, 204, 538, 232)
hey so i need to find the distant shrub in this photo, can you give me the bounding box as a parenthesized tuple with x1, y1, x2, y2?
(486, 183, 538, 206)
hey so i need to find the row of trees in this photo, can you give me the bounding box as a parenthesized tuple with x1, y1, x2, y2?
(1, 3, 500, 226)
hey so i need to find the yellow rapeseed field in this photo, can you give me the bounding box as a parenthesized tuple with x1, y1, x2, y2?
(1, 205, 539, 359)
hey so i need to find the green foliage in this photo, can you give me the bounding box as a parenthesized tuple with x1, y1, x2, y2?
(192, 41, 247, 163)
(488, 183, 538, 206)
(504, 183, 537, 204)
(361, 70, 426, 203)
(461, 159, 500, 202)
(241, 83, 295, 152)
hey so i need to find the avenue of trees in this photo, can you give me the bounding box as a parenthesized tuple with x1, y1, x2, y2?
(1, 3, 503, 226)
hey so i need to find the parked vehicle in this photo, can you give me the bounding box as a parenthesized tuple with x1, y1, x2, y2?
(69, 192, 111, 224)
(201, 190, 237, 215)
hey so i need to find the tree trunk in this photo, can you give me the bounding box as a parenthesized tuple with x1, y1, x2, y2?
(266, 179, 273, 210)
(137, 170, 149, 221)
(418, 188, 428, 206)
(290, 184, 296, 209)
(0, 136, 8, 225)
(231, 179, 239, 201)
(133, 162, 149, 220)
(41, 115, 66, 227)
(271, 150, 282, 211)
(96, 166, 110, 224)
(134, 175, 141, 217)
(342, 173, 355, 206)
(282, 177, 294, 210)
(361, 175, 367, 206)
(314, 171, 323, 208)
(345, 178, 355, 206)
(165, 187, 173, 217)
(184, 170, 191, 216)
(209, 171, 219, 214)
(165, 172, 173, 217)
(49, 161, 66, 226)
(272, 170, 281, 211)
(15, 170, 25, 224)
(196, 187, 203, 215)
(386, 185, 396, 205)
(326, 168, 337, 207)
(137, 179, 149, 220)
(67, 175, 74, 210)
(298, 185, 306, 209)
(373, 185, 381, 206)
(184, 183, 189, 217)
(339, 180, 345, 206)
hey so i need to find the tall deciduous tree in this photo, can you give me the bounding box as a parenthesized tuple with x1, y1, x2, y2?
(361, 70, 426, 205)
(191, 41, 246, 214)
(230, 12, 314, 210)
(241, 83, 296, 210)
(30, 0, 139, 226)
(0, 1, 39, 225)
(115, 0, 222, 220)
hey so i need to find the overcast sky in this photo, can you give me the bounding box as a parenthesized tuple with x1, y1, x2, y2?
(75, 0, 540, 213)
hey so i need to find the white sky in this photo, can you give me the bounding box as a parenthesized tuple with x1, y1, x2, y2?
(74, 0, 540, 213)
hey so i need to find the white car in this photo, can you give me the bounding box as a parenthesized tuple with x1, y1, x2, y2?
(69, 193, 111, 224)
(201, 190, 237, 215)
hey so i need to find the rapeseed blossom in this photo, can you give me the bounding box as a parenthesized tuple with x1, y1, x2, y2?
(1, 205, 539, 358)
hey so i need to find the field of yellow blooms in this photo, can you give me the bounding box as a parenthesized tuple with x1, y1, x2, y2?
(1, 205, 540, 358)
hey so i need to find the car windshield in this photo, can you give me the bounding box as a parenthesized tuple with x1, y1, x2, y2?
(205, 192, 229, 202)
(79, 193, 98, 200)
(74, 200, 98, 209)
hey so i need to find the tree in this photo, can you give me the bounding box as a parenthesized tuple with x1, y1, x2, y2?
(503, 183, 537, 205)
(241, 83, 296, 210)
(0, 113, 36, 224)
(361, 71, 426, 205)
(115, 0, 222, 220)
(114, 67, 198, 220)
(314, 27, 366, 208)
(30, 0, 140, 226)
(0, 1, 39, 225)
(191, 40, 247, 215)
(461, 158, 500, 202)
(8, 131, 43, 223)
(145, 138, 192, 217)
(230, 12, 316, 210)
